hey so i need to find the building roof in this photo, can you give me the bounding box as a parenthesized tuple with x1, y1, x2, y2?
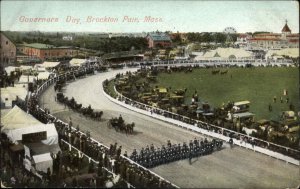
(23, 43, 55, 49)
(286, 34, 300, 37)
(249, 38, 281, 41)
(147, 33, 171, 42)
(0, 32, 16, 46)
(255, 33, 281, 36)
(282, 23, 291, 33)
(288, 39, 299, 43)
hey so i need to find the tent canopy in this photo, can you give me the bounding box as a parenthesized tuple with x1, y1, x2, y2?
(25, 142, 61, 155)
(37, 72, 51, 80)
(233, 112, 254, 118)
(42, 61, 60, 68)
(69, 58, 87, 67)
(20, 65, 33, 71)
(1, 106, 40, 131)
(195, 47, 253, 60)
(1, 106, 59, 145)
(265, 48, 299, 59)
(18, 75, 36, 84)
(4, 66, 17, 76)
(1, 87, 27, 108)
(31, 152, 53, 173)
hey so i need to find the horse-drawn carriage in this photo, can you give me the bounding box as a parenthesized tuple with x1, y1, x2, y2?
(56, 93, 103, 120)
(107, 116, 135, 134)
(54, 78, 66, 92)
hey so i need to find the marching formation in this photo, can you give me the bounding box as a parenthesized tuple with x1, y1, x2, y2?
(129, 138, 223, 168)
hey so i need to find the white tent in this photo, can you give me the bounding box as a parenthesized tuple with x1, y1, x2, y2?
(42, 61, 60, 68)
(20, 65, 33, 71)
(32, 153, 53, 173)
(1, 87, 27, 108)
(4, 66, 17, 76)
(265, 48, 299, 59)
(1, 106, 59, 145)
(195, 47, 254, 61)
(69, 58, 88, 67)
(37, 67, 46, 72)
(24, 145, 56, 173)
(18, 75, 36, 84)
(37, 72, 51, 80)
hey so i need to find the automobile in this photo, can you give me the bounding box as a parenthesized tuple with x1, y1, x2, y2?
(232, 100, 250, 113)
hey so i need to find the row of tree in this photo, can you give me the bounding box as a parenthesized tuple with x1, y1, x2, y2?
(4, 31, 148, 53)
(185, 32, 238, 43)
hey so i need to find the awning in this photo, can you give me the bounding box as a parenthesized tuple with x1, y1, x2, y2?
(24, 142, 61, 155)
(10, 143, 24, 152)
(234, 101, 250, 106)
(158, 88, 167, 93)
(233, 112, 254, 118)
(32, 153, 53, 173)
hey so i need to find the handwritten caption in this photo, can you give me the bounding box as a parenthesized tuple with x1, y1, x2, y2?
(18, 16, 164, 24)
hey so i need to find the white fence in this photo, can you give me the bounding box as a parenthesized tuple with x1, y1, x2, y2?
(133, 59, 295, 67)
(102, 76, 300, 166)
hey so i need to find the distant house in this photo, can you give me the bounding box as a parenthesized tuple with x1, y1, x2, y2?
(62, 36, 73, 41)
(235, 33, 252, 47)
(146, 32, 172, 48)
(0, 32, 17, 64)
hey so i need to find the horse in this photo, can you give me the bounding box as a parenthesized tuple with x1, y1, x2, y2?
(220, 70, 228, 75)
(211, 70, 220, 75)
(242, 127, 257, 136)
(126, 122, 135, 134)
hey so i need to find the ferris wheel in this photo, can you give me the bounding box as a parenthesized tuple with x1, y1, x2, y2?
(223, 27, 237, 34)
(223, 27, 237, 43)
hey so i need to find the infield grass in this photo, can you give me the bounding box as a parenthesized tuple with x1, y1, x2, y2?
(155, 67, 299, 121)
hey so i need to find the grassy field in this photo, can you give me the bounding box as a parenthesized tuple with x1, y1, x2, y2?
(155, 67, 299, 121)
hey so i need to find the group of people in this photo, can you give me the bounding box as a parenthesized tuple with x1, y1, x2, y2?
(270, 89, 294, 112)
(128, 138, 223, 168)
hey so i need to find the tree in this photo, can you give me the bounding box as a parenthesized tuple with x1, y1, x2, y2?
(214, 33, 227, 43)
(202, 33, 213, 42)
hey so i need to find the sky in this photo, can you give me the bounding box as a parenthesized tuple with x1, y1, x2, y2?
(1, 0, 299, 33)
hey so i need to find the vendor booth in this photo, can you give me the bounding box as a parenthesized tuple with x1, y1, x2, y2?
(1, 106, 60, 176)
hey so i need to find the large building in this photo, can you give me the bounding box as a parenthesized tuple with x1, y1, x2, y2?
(248, 21, 299, 49)
(0, 32, 17, 64)
(17, 43, 78, 60)
(146, 32, 172, 48)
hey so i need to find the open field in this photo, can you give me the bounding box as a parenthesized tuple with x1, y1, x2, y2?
(155, 67, 299, 121)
